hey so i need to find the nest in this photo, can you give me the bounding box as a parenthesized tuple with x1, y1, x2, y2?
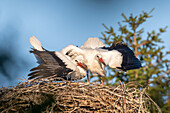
(0, 79, 161, 113)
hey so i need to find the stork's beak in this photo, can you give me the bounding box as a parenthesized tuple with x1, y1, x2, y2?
(77, 62, 88, 71)
(99, 58, 106, 66)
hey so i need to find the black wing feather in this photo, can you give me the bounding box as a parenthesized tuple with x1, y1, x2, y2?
(101, 42, 142, 71)
(28, 49, 73, 80)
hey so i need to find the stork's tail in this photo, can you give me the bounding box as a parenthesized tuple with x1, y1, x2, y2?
(29, 36, 44, 51)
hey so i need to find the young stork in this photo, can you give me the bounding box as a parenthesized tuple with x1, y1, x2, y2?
(28, 36, 87, 81)
(80, 38, 107, 84)
(61, 37, 142, 84)
(60, 38, 106, 84)
(82, 38, 142, 81)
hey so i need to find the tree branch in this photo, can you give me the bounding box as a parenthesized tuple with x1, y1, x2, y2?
(134, 31, 138, 57)
(159, 69, 170, 79)
(134, 31, 138, 79)
(137, 40, 151, 47)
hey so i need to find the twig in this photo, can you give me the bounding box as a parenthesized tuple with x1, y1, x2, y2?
(145, 93, 162, 113)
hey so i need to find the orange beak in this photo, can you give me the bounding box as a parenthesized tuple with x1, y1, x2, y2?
(99, 58, 106, 66)
(77, 62, 88, 71)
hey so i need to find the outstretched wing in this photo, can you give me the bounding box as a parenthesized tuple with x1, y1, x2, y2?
(60, 45, 84, 60)
(100, 42, 142, 71)
(28, 49, 75, 80)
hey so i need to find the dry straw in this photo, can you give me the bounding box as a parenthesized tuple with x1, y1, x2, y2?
(0, 78, 161, 113)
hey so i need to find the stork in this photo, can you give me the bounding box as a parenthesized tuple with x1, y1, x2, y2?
(80, 38, 106, 84)
(28, 36, 87, 81)
(82, 38, 142, 76)
(61, 37, 142, 84)
(82, 37, 142, 69)
(60, 38, 107, 84)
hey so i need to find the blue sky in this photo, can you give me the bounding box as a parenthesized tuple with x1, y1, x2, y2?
(0, 0, 169, 86)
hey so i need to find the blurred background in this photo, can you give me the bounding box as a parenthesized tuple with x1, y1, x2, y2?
(0, 0, 169, 87)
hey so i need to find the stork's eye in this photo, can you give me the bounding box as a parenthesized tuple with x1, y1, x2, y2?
(75, 60, 78, 62)
(96, 55, 99, 58)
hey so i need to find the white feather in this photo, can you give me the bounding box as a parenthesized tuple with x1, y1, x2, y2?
(29, 36, 44, 64)
(29, 36, 43, 51)
(80, 37, 105, 49)
(54, 51, 76, 70)
(80, 48, 106, 76)
(99, 49, 123, 68)
(60, 45, 84, 55)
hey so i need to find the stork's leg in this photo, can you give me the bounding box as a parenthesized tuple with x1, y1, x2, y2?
(100, 76, 103, 85)
(86, 70, 89, 83)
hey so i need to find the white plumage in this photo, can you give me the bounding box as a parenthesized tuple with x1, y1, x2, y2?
(98, 49, 123, 68)
(80, 37, 105, 49)
(81, 37, 141, 71)
(61, 45, 106, 76)
(61, 37, 142, 84)
(29, 36, 43, 51)
(60, 39, 107, 84)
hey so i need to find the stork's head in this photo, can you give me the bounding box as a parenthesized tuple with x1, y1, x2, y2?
(95, 54, 106, 66)
(75, 59, 88, 71)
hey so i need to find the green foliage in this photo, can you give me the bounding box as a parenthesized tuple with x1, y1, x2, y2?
(99, 9, 170, 112)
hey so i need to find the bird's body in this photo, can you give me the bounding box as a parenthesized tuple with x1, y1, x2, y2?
(61, 38, 106, 76)
(80, 48, 105, 76)
(28, 36, 87, 81)
(61, 37, 142, 84)
(61, 45, 106, 76)
(81, 37, 142, 71)
(97, 49, 122, 68)
(60, 38, 107, 84)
